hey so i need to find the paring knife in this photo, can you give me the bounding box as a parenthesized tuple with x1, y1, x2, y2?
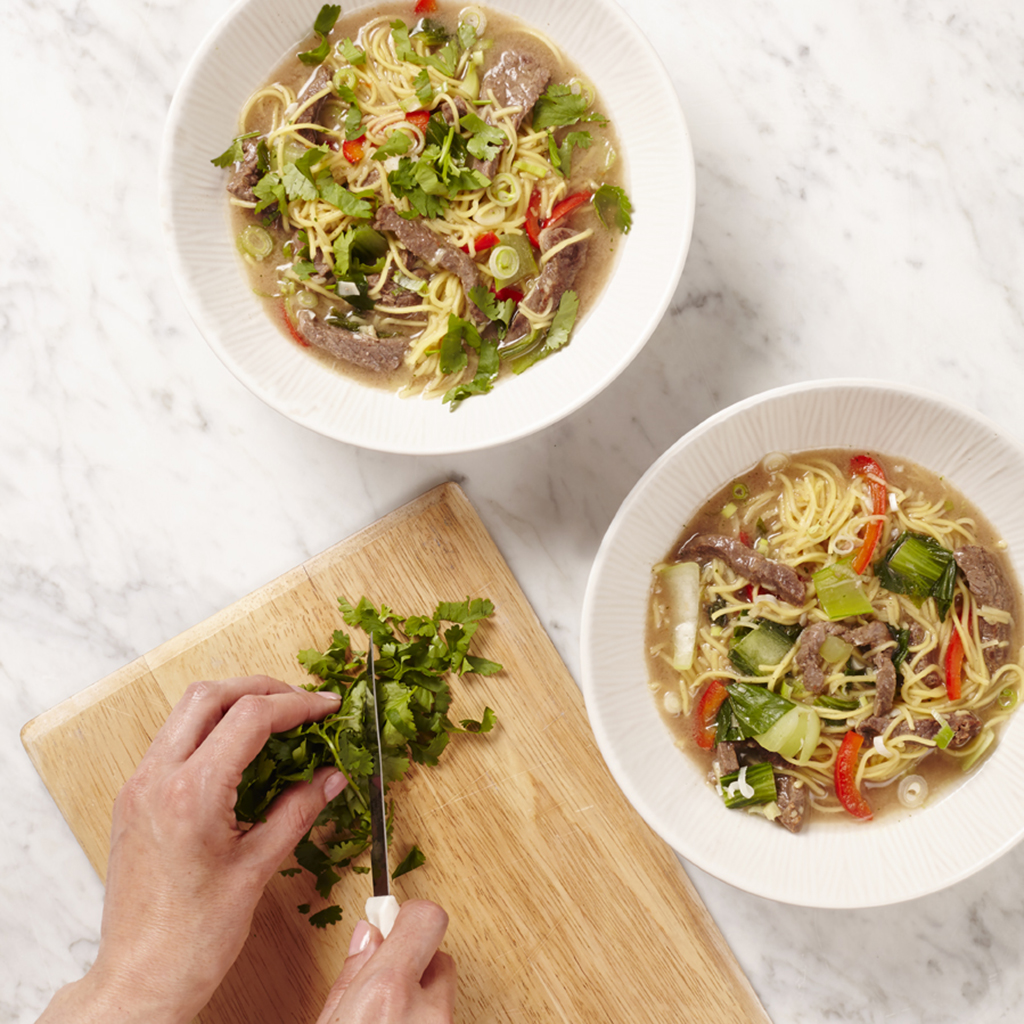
(363, 636, 401, 938)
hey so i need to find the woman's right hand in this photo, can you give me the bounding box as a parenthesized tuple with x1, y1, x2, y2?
(315, 900, 456, 1024)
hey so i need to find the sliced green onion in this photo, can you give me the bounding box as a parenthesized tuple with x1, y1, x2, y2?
(488, 245, 520, 282)
(720, 502, 737, 519)
(394, 273, 428, 296)
(732, 481, 750, 501)
(237, 224, 274, 260)
(813, 561, 874, 620)
(934, 721, 954, 749)
(720, 762, 777, 809)
(486, 172, 521, 207)
(293, 288, 318, 310)
(512, 158, 548, 179)
(897, 774, 928, 808)
(998, 686, 1018, 710)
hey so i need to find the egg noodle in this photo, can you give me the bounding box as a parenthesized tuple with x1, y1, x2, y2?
(228, 7, 601, 398)
(650, 453, 1024, 816)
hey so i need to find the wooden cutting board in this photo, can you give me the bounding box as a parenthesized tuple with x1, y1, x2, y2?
(21, 483, 769, 1024)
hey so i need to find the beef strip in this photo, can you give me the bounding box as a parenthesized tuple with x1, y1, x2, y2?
(855, 714, 896, 739)
(954, 546, 1016, 672)
(797, 618, 896, 711)
(296, 310, 408, 373)
(886, 710, 981, 749)
(775, 775, 808, 833)
(294, 65, 333, 143)
(795, 621, 851, 695)
(715, 742, 739, 775)
(227, 139, 261, 202)
(373, 206, 487, 325)
(470, 50, 551, 177)
(503, 225, 589, 346)
(676, 533, 806, 608)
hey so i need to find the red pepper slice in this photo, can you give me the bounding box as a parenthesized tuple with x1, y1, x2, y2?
(494, 286, 523, 303)
(834, 730, 873, 820)
(850, 454, 888, 575)
(282, 304, 309, 347)
(524, 189, 543, 248)
(342, 136, 366, 164)
(405, 110, 431, 131)
(945, 621, 966, 701)
(473, 231, 499, 253)
(693, 680, 730, 750)
(414, 0, 437, 13)
(542, 190, 592, 229)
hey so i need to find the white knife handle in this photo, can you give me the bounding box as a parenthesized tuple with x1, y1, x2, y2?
(365, 895, 400, 938)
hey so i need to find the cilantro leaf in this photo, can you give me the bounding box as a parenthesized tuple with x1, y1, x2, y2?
(282, 162, 319, 202)
(210, 130, 259, 168)
(308, 905, 344, 928)
(339, 37, 366, 65)
(468, 285, 514, 332)
(532, 83, 608, 131)
(316, 173, 373, 218)
(372, 130, 413, 161)
(442, 318, 500, 409)
(413, 68, 434, 107)
(298, 4, 341, 65)
(510, 289, 580, 374)
(392, 845, 426, 880)
(593, 183, 633, 233)
(460, 112, 506, 161)
(344, 103, 364, 141)
(252, 172, 287, 216)
(548, 130, 592, 177)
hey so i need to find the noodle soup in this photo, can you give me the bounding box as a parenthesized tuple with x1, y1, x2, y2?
(646, 449, 1023, 832)
(212, 2, 630, 406)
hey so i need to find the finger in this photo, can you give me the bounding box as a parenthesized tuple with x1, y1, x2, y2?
(187, 685, 343, 786)
(242, 767, 348, 875)
(420, 950, 457, 1014)
(145, 676, 297, 764)
(369, 900, 450, 980)
(314, 921, 385, 1024)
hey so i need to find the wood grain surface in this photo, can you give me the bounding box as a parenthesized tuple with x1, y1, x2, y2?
(21, 482, 770, 1024)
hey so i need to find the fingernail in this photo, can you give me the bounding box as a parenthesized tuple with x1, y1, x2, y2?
(349, 920, 371, 955)
(323, 771, 347, 802)
(317, 690, 342, 701)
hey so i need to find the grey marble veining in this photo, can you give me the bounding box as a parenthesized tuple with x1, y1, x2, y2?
(3, 1, 1024, 1021)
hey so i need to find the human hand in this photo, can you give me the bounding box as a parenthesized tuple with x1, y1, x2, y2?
(39, 675, 347, 1024)
(315, 900, 456, 1024)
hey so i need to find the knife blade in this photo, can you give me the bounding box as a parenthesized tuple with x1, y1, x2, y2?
(363, 635, 400, 937)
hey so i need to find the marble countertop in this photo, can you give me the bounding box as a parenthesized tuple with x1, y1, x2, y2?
(4, 0, 1024, 1021)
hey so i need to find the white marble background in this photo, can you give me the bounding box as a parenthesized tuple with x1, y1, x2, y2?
(3, 0, 1024, 1021)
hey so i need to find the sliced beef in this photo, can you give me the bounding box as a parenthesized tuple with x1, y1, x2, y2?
(846, 621, 890, 648)
(947, 710, 983, 748)
(775, 775, 808, 833)
(891, 717, 942, 743)
(296, 310, 408, 373)
(294, 66, 333, 142)
(675, 533, 806, 608)
(873, 652, 897, 717)
(715, 742, 739, 775)
(954, 546, 1016, 672)
(227, 138, 261, 202)
(855, 714, 896, 739)
(503, 225, 589, 346)
(471, 50, 551, 177)
(796, 621, 851, 695)
(374, 206, 487, 324)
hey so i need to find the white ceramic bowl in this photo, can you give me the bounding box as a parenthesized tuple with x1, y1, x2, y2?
(581, 379, 1024, 908)
(159, 0, 693, 454)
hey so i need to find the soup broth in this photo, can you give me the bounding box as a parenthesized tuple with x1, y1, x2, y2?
(215, 2, 630, 404)
(646, 449, 1023, 831)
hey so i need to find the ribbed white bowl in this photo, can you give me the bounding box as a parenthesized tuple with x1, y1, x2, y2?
(581, 379, 1024, 907)
(159, 0, 693, 454)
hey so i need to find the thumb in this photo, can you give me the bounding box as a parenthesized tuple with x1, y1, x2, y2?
(315, 921, 384, 1023)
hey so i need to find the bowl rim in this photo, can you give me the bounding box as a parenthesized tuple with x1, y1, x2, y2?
(581, 377, 1024, 908)
(158, 0, 695, 454)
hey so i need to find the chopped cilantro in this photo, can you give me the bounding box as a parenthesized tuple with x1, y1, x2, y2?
(316, 173, 373, 218)
(468, 285, 515, 334)
(439, 314, 500, 409)
(338, 36, 366, 65)
(413, 68, 434, 107)
(235, 596, 500, 926)
(593, 183, 633, 233)
(344, 103, 364, 141)
(210, 130, 259, 168)
(548, 130, 592, 177)
(252, 172, 286, 217)
(282, 162, 319, 202)
(510, 289, 580, 374)
(460, 112, 506, 162)
(298, 4, 342, 65)
(372, 130, 413, 161)
(532, 83, 608, 131)
(392, 845, 427, 880)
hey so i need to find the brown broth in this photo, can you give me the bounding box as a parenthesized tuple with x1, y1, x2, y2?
(646, 447, 1022, 826)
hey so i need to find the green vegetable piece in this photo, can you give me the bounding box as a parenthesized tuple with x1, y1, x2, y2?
(875, 532, 957, 619)
(719, 761, 777, 809)
(813, 694, 861, 711)
(532, 83, 608, 131)
(725, 682, 795, 736)
(339, 37, 366, 65)
(392, 845, 426, 880)
(210, 130, 260, 168)
(593, 184, 633, 233)
(298, 4, 342, 66)
(728, 619, 799, 677)
(812, 560, 875, 620)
